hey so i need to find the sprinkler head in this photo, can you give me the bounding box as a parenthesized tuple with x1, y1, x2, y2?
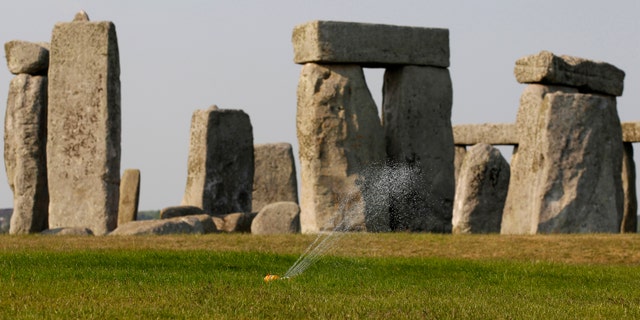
(264, 274, 280, 283)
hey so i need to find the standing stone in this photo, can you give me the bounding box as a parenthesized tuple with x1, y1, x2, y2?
(621, 142, 637, 233)
(452, 143, 510, 234)
(502, 84, 577, 234)
(296, 63, 385, 233)
(47, 18, 121, 235)
(251, 201, 300, 234)
(252, 143, 298, 213)
(525, 93, 622, 233)
(4, 40, 49, 75)
(117, 169, 140, 226)
(383, 65, 454, 232)
(181, 106, 254, 215)
(5, 74, 48, 234)
(453, 146, 467, 184)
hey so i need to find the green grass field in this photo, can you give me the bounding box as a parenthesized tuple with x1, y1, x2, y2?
(1, 233, 639, 319)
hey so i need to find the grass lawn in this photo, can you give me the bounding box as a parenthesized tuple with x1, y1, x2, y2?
(0, 233, 639, 319)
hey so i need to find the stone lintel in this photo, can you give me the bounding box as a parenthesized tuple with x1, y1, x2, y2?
(622, 122, 640, 143)
(292, 20, 449, 67)
(453, 123, 518, 146)
(514, 50, 625, 96)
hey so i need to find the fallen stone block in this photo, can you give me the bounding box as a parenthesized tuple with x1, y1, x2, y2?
(514, 50, 625, 96)
(160, 205, 204, 219)
(41, 227, 94, 236)
(214, 212, 255, 233)
(292, 20, 449, 67)
(109, 215, 209, 235)
(4, 40, 49, 75)
(251, 202, 300, 234)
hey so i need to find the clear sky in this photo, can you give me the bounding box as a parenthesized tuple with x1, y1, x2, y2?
(1, 0, 638, 210)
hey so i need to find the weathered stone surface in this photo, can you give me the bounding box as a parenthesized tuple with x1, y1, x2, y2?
(117, 169, 140, 226)
(453, 146, 467, 184)
(622, 142, 637, 233)
(622, 122, 640, 143)
(383, 65, 454, 232)
(251, 202, 300, 234)
(453, 123, 518, 146)
(452, 143, 510, 234)
(514, 50, 625, 96)
(47, 20, 121, 235)
(4, 40, 49, 75)
(73, 10, 90, 22)
(215, 212, 255, 233)
(252, 143, 298, 213)
(5, 74, 48, 234)
(181, 106, 254, 215)
(502, 84, 578, 234)
(292, 20, 449, 67)
(109, 215, 210, 235)
(297, 63, 385, 233)
(41, 227, 94, 236)
(160, 205, 204, 219)
(505, 92, 623, 234)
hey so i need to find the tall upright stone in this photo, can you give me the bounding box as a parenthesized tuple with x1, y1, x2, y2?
(296, 63, 385, 233)
(117, 169, 140, 226)
(5, 74, 48, 234)
(47, 15, 121, 235)
(382, 65, 454, 232)
(621, 142, 637, 233)
(452, 143, 509, 234)
(502, 84, 577, 234)
(252, 143, 298, 213)
(182, 106, 254, 215)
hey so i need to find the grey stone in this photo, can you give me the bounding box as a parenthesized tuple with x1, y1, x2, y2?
(41, 227, 94, 236)
(73, 10, 90, 22)
(252, 143, 298, 213)
(181, 107, 254, 215)
(502, 84, 578, 234)
(383, 65, 454, 232)
(4, 40, 49, 75)
(109, 215, 208, 236)
(622, 122, 640, 143)
(215, 212, 255, 233)
(454, 146, 467, 184)
(117, 169, 140, 226)
(622, 142, 637, 233)
(453, 123, 518, 146)
(452, 143, 510, 234)
(292, 20, 449, 67)
(47, 20, 121, 235)
(506, 92, 623, 234)
(5, 74, 48, 234)
(296, 63, 385, 233)
(160, 205, 204, 219)
(514, 50, 625, 96)
(251, 201, 300, 234)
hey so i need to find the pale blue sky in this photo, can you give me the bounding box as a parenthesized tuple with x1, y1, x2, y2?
(1, 0, 639, 210)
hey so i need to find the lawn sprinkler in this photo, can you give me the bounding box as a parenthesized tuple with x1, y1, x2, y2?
(263, 274, 280, 283)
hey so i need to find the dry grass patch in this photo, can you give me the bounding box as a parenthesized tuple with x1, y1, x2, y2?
(1, 233, 639, 265)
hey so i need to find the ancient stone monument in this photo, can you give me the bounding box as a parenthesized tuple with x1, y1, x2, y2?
(252, 143, 298, 213)
(181, 105, 254, 215)
(4, 41, 50, 234)
(117, 169, 140, 226)
(293, 20, 453, 233)
(251, 201, 301, 234)
(47, 13, 121, 235)
(502, 51, 625, 234)
(452, 143, 510, 234)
